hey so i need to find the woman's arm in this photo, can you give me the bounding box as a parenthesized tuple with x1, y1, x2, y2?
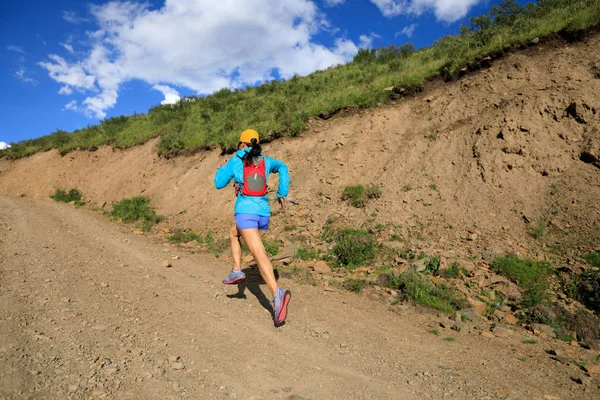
(214, 157, 237, 189)
(268, 158, 289, 199)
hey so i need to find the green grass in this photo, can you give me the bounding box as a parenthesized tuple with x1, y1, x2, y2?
(396, 270, 466, 312)
(444, 262, 462, 279)
(564, 268, 600, 312)
(329, 229, 376, 270)
(428, 329, 440, 335)
(443, 336, 456, 342)
(262, 238, 282, 257)
(529, 218, 547, 240)
(50, 188, 83, 204)
(3, 1, 598, 159)
(342, 278, 367, 293)
(491, 254, 551, 308)
(341, 184, 381, 208)
(168, 230, 202, 243)
(294, 246, 321, 261)
(584, 251, 600, 267)
(111, 196, 163, 231)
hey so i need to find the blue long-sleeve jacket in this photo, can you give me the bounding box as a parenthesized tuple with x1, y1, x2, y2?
(214, 148, 290, 217)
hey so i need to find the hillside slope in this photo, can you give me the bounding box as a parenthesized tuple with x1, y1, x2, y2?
(1, 33, 599, 261)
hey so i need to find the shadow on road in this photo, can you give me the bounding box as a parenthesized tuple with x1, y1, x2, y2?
(226, 265, 280, 317)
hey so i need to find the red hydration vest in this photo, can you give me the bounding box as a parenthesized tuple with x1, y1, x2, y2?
(239, 158, 267, 196)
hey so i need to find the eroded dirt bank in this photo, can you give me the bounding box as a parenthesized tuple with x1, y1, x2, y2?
(1, 35, 599, 262)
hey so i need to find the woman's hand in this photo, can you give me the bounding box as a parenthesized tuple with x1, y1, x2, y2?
(278, 197, 286, 212)
(219, 159, 228, 167)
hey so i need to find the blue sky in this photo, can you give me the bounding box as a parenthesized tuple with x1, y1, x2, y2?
(1, 0, 510, 148)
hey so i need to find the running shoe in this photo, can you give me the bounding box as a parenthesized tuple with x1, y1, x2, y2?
(222, 269, 245, 285)
(273, 288, 291, 327)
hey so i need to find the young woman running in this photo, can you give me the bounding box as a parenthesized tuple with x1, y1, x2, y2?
(214, 129, 291, 327)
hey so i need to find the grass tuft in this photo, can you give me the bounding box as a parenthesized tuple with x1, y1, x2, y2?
(50, 188, 83, 204)
(491, 254, 551, 308)
(111, 196, 162, 231)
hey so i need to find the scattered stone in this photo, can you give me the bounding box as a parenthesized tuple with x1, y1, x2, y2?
(101, 366, 118, 375)
(171, 362, 185, 370)
(571, 376, 591, 385)
(531, 37, 540, 44)
(451, 322, 463, 333)
(272, 244, 296, 261)
(161, 261, 172, 268)
(171, 255, 180, 260)
(100, 282, 109, 288)
(67, 385, 79, 393)
(410, 257, 430, 273)
(310, 327, 329, 336)
(532, 323, 555, 338)
(502, 314, 519, 325)
(312, 261, 331, 275)
(282, 387, 292, 393)
(493, 309, 506, 321)
(586, 339, 600, 351)
(467, 298, 487, 316)
(584, 364, 600, 375)
(492, 324, 513, 338)
(453, 312, 462, 323)
(481, 331, 495, 339)
(459, 308, 481, 322)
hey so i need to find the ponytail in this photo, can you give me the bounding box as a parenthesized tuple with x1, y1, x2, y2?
(244, 138, 262, 166)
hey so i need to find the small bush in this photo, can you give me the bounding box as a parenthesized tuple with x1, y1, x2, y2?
(341, 184, 381, 208)
(168, 230, 201, 243)
(262, 238, 282, 257)
(444, 262, 462, 279)
(529, 219, 547, 240)
(491, 255, 551, 308)
(111, 196, 162, 231)
(50, 188, 83, 203)
(393, 270, 466, 312)
(403, 185, 413, 192)
(294, 246, 321, 261)
(584, 251, 600, 267)
(330, 229, 375, 270)
(365, 184, 381, 199)
(343, 278, 367, 293)
(565, 269, 600, 313)
(342, 185, 366, 207)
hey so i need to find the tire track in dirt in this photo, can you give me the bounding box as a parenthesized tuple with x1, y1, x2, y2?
(1, 196, 598, 399)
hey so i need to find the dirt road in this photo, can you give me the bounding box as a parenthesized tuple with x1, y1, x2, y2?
(0, 196, 597, 399)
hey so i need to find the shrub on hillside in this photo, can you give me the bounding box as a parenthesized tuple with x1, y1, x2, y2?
(111, 196, 162, 231)
(565, 269, 600, 313)
(168, 230, 202, 243)
(342, 184, 381, 208)
(50, 188, 83, 204)
(491, 255, 551, 308)
(330, 229, 375, 270)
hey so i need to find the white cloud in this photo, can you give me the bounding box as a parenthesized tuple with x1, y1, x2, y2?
(60, 43, 75, 54)
(40, 0, 363, 119)
(15, 68, 38, 85)
(63, 100, 79, 111)
(153, 84, 181, 105)
(59, 86, 73, 95)
(324, 0, 346, 6)
(62, 11, 89, 24)
(369, 0, 482, 22)
(396, 23, 418, 38)
(7, 45, 26, 54)
(0, 142, 10, 150)
(358, 33, 382, 49)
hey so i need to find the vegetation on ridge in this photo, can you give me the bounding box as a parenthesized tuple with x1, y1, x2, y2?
(1, 0, 599, 159)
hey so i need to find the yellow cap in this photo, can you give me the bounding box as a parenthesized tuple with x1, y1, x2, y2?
(239, 129, 259, 144)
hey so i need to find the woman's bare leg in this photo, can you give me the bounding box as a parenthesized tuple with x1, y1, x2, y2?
(229, 225, 242, 270)
(239, 227, 278, 297)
